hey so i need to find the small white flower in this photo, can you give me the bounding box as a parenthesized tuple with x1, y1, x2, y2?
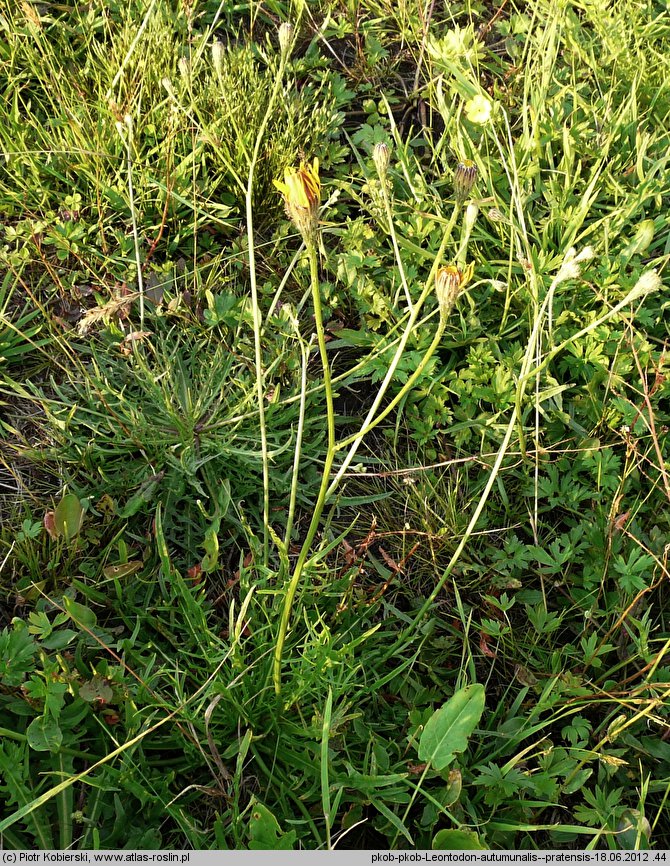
(627, 269, 662, 302)
(556, 246, 594, 283)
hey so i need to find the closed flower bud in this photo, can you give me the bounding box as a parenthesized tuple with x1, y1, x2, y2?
(487, 207, 508, 224)
(454, 159, 478, 204)
(436, 266, 462, 313)
(278, 22, 294, 57)
(372, 142, 391, 178)
(435, 263, 474, 319)
(463, 202, 479, 234)
(212, 40, 225, 77)
(178, 56, 190, 80)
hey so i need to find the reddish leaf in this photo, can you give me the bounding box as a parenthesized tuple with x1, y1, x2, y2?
(44, 511, 57, 539)
(187, 563, 203, 583)
(479, 631, 497, 659)
(379, 546, 400, 573)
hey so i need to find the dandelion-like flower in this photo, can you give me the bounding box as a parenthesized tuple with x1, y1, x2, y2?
(464, 94, 492, 125)
(274, 158, 321, 241)
(435, 263, 474, 319)
(454, 159, 478, 205)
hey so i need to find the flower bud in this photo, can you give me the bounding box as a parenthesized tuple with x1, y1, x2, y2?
(486, 207, 508, 224)
(278, 22, 294, 57)
(178, 56, 190, 80)
(212, 40, 225, 77)
(435, 262, 474, 319)
(463, 202, 479, 234)
(436, 266, 461, 313)
(372, 142, 391, 178)
(454, 159, 478, 204)
(274, 158, 321, 242)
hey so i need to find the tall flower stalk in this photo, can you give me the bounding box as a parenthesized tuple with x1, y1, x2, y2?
(272, 157, 478, 695)
(272, 159, 337, 694)
(244, 21, 296, 565)
(373, 142, 413, 312)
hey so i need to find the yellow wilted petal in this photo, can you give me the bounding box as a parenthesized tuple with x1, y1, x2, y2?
(274, 157, 321, 240)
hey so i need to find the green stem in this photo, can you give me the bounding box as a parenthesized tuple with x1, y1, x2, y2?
(326, 205, 460, 498)
(245, 51, 289, 566)
(335, 314, 446, 450)
(309, 243, 336, 458)
(381, 181, 413, 312)
(273, 241, 336, 695)
(283, 332, 310, 550)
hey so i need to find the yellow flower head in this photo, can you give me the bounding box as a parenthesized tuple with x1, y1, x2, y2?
(274, 158, 320, 240)
(464, 94, 492, 125)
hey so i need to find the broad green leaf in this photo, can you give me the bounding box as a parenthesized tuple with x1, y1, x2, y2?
(40, 629, 78, 651)
(27, 715, 63, 752)
(247, 801, 296, 850)
(562, 768, 592, 795)
(53, 493, 84, 541)
(103, 560, 143, 580)
(433, 829, 487, 850)
(418, 684, 486, 771)
(617, 809, 651, 850)
(62, 596, 97, 630)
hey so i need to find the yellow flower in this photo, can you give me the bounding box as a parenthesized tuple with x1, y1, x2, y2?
(274, 158, 320, 240)
(464, 94, 492, 125)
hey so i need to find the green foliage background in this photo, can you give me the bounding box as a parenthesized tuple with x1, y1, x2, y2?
(1, 0, 669, 852)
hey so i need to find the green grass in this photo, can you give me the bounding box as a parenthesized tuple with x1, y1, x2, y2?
(1, 0, 670, 851)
